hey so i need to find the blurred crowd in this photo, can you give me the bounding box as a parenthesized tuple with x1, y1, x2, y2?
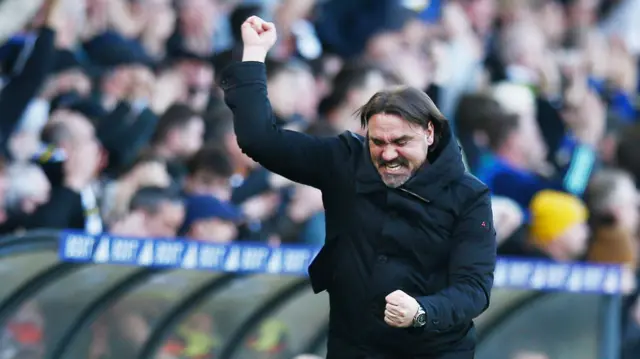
(0, 0, 639, 358)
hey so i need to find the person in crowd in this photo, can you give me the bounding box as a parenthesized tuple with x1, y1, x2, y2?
(1, 163, 50, 232)
(586, 168, 639, 265)
(148, 102, 205, 183)
(206, 104, 284, 241)
(476, 82, 598, 210)
(265, 58, 319, 126)
(180, 194, 241, 243)
(183, 145, 234, 202)
(453, 92, 511, 173)
(318, 60, 388, 135)
(101, 153, 171, 227)
(222, 15, 495, 358)
(528, 190, 590, 261)
(24, 108, 103, 233)
(110, 186, 184, 238)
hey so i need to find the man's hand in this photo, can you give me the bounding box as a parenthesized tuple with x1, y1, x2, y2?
(241, 16, 277, 63)
(384, 290, 421, 328)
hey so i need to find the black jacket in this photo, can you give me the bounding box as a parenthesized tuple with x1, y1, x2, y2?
(220, 62, 497, 358)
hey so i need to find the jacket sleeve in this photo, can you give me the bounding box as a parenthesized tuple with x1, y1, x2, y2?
(416, 188, 496, 332)
(220, 61, 349, 190)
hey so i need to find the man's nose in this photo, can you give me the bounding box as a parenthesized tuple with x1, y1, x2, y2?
(381, 147, 398, 162)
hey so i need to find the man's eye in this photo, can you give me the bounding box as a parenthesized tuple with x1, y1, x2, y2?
(372, 140, 384, 146)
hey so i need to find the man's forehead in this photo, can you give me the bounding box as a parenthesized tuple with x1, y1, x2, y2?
(368, 114, 425, 140)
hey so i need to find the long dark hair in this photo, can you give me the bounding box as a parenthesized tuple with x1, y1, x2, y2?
(355, 86, 449, 152)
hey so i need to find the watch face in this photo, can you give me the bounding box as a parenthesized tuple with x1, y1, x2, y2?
(416, 313, 427, 325)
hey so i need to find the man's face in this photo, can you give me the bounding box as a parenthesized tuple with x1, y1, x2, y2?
(612, 177, 640, 234)
(176, 117, 205, 157)
(558, 222, 590, 259)
(514, 111, 548, 169)
(368, 113, 432, 188)
(190, 218, 237, 243)
(185, 171, 232, 201)
(144, 201, 185, 238)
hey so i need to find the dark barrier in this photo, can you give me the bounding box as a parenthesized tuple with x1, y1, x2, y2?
(0, 230, 623, 359)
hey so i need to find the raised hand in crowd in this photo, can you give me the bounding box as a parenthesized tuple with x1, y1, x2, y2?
(607, 37, 638, 94)
(562, 69, 606, 147)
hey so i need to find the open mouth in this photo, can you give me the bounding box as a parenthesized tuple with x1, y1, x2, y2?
(384, 163, 403, 172)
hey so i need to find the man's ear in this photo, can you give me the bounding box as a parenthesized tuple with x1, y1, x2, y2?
(427, 122, 435, 146)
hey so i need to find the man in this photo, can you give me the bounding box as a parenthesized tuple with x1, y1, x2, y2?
(110, 186, 185, 238)
(475, 82, 595, 210)
(149, 103, 205, 183)
(180, 194, 241, 243)
(319, 60, 388, 135)
(184, 145, 234, 201)
(220, 16, 496, 359)
(28, 109, 103, 233)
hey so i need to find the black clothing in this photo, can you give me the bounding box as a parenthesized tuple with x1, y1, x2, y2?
(221, 62, 497, 358)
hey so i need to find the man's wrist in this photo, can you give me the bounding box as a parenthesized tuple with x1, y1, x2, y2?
(412, 304, 427, 327)
(242, 47, 267, 62)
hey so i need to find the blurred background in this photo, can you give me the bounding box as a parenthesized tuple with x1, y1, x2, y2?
(0, 0, 638, 358)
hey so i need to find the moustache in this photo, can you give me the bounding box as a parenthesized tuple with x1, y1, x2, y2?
(377, 157, 409, 167)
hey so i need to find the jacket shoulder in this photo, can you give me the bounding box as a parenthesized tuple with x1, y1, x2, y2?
(451, 172, 491, 208)
(338, 130, 365, 149)
(335, 131, 365, 161)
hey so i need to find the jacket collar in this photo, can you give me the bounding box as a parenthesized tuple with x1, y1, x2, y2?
(355, 124, 466, 202)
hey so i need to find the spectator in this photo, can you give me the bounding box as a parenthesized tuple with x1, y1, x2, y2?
(266, 58, 318, 125)
(586, 169, 639, 269)
(2, 163, 50, 232)
(453, 92, 510, 172)
(180, 194, 241, 243)
(184, 145, 234, 201)
(206, 105, 281, 231)
(101, 154, 170, 226)
(110, 186, 184, 238)
(149, 103, 205, 183)
(319, 60, 387, 135)
(26, 109, 102, 233)
(169, 52, 215, 113)
(529, 190, 590, 261)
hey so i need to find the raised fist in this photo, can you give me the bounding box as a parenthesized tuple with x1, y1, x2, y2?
(241, 16, 277, 62)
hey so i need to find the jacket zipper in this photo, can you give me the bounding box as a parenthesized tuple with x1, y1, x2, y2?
(398, 188, 430, 204)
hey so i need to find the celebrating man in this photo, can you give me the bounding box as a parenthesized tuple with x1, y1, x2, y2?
(219, 16, 497, 359)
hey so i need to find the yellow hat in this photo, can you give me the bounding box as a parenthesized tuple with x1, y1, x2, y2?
(529, 190, 588, 245)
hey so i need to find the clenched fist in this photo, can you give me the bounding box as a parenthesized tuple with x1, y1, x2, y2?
(241, 16, 277, 63)
(384, 290, 421, 328)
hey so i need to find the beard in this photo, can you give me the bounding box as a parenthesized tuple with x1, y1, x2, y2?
(377, 156, 412, 188)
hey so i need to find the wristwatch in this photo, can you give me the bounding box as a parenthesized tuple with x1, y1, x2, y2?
(412, 306, 427, 327)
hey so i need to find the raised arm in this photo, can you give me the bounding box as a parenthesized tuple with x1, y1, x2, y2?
(219, 16, 350, 190)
